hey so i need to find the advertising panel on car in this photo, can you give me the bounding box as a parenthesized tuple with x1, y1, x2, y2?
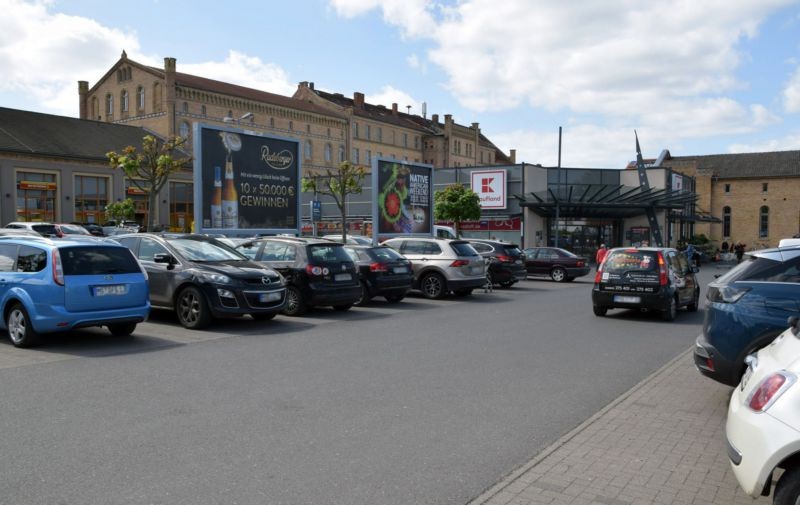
(193, 123, 301, 235)
(373, 158, 434, 241)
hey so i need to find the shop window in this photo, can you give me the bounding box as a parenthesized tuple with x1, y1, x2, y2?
(16, 171, 57, 222)
(74, 175, 109, 224)
(760, 206, 769, 239)
(170, 181, 193, 232)
(723, 206, 731, 238)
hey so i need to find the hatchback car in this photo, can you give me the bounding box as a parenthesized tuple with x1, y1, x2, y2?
(382, 238, 485, 299)
(344, 245, 413, 305)
(467, 239, 526, 287)
(115, 234, 286, 329)
(5, 221, 58, 237)
(523, 247, 590, 282)
(0, 236, 150, 347)
(592, 247, 700, 321)
(235, 237, 361, 316)
(695, 245, 800, 386)
(726, 317, 800, 504)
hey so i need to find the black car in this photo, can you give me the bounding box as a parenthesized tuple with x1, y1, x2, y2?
(80, 223, 105, 236)
(235, 237, 361, 316)
(343, 245, 413, 305)
(466, 239, 527, 287)
(115, 233, 286, 329)
(523, 247, 590, 282)
(591, 247, 700, 321)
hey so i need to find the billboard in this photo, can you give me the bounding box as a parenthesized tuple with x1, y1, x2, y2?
(193, 124, 300, 235)
(373, 158, 434, 239)
(471, 169, 506, 209)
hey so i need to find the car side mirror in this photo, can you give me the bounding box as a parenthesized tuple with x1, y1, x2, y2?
(153, 253, 175, 269)
(789, 316, 799, 337)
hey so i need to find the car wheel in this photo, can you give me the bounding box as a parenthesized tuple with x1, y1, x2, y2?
(687, 289, 700, 312)
(6, 303, 40, 348)
(333, 304, 352, 311)
(774, 465, 800, 505)
(662, 296, 678, 322)
(454, 288, 473, 297)
(593, 305, 607, 317)
(250, 313, 277, 321)
(176, 286, 212, 329)
(420, 273, 446, 299)
(551, 267, 567, 282)
(108, 322, 137, 336)
(282, 285, 307, 317)
(385, 294, 405, 303)
(355, 281, 371, 306)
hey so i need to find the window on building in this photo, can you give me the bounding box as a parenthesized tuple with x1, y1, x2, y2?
(106, 94, 114, 116)
(352, 148, 360, 164)
(723, 206, 731, 238)
(170, 181, 193, 232)
(182, 102, 189, 113)
(289, 121, 294, 131)
(137, 87, 145, 110)
(74, 175, 109, 224)
(179, 121, 190, 139)
(760, 206, 769, 239)
(15, 171, 57, 222)
(270, 117, 275, 128)
(121, 90, 129, 113)
(305, 140, 313, 160)
(201, 105, 206, 116)
(365, 150, 371, 165)
(377, 127, 383, 142)
(414, 136, 420, 149)
(327, 128, 331, 137)
(339, 145, 345, 163)
(306, 124, 311, 133)
(403, 133, 408, 147)
(365, 124, 371, 140)
(353, 122, 359, 138)
(325, 143, 332, 163)
(724, 183, 731, 194)
(762, 183, 768, 193)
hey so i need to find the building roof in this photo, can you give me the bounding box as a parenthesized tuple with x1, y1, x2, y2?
(0, 107, 152, 161)
(666, 151, 800, 179)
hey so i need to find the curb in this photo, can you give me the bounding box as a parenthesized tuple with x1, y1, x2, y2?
(466, 347, 694, 505)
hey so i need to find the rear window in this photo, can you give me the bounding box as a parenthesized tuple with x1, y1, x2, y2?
(60, 246, 141, 275)
(503, 245, 523, 257)
(718, 254, 800, 284)
(368, 247, 405, 262)
(308, 244, 352, 263)
(32, 224, 57, 236)
(603, 250, 659, 273)
(450, 242, 479, 257)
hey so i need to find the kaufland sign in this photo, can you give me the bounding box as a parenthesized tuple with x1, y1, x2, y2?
(471, 169, 506, 209)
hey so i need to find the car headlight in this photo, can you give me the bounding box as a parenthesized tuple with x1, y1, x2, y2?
(196, 272, 231, 284)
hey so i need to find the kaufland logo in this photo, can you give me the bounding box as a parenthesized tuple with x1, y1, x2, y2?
(481, 178, 494, 193)
(472, 170, 506, 209)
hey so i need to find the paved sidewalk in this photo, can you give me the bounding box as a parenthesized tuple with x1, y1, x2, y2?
(468, 349, 769, 505)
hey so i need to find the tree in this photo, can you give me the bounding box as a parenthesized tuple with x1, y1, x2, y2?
(105, 198, 136, 222)
(301, 161, 366, 243)
(106, 134, 191, 232)
(434, 184, 481, 238)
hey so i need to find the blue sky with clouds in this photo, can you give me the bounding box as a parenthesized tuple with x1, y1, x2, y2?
(2, 0, 800, 167)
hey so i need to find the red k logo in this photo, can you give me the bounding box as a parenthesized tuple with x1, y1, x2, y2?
(481, 177, 495, 193)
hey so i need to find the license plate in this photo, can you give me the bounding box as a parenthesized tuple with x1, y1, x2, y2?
(613, 295, 641, 304)
(393, 266, 407, 274)
(94, 284, 127, 296)
(334, 273, 352, 281)
(259, 292, 281, 302)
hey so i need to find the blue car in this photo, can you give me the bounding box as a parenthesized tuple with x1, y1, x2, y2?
(0, 236, 150, 347)
(695, 245, 800, 386)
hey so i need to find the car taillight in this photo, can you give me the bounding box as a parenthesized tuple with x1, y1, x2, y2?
(594, 263, 603, 283)
(450, 260, 469, 267)
(576, 260, 585, 267)
(707, 285, 750, 303)
(370, 262, 389, 272)
(747, 372, 796, 412)
(306, 265, 329, 276)
(52, 249, 64, 286)
(657, 252, 668, 286)
(495, 255, 513, 263)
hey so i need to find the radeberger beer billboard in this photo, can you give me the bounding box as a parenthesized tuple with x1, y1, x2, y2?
(193, 124, 300, 235)
(372, 158, 434, 240)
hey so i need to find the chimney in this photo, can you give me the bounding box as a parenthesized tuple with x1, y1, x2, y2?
(431, 114, 439, 124)
(299, 81, 309, 88)
(164, 57, 176, 74)
(391, 103, 398, 115)
(354, 92, 365, 108)
(444, 114, 452, 125)
(510, 149, 517, 164)
(309, 82, 314, 90)
(78, 81, 89, 119)
(472, 122, 479, 130)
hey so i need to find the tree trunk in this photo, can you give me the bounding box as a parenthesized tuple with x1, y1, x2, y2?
(147, 190, 158, 232)
(455, 221, 460, 238)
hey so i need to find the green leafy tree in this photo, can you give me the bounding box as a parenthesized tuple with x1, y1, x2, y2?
(434, 184, 481, 238)
(302, 161, 366, 243)
(106, 135, 191, 232)
(105, 198, 136, 222)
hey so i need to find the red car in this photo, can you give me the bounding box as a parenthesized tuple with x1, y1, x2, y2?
(522, 247, 591, 282)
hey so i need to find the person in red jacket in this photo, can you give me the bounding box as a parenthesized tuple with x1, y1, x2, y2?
(595, 244, 609, 269)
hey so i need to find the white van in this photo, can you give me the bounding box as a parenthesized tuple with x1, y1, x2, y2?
(434, 225, 458, 240)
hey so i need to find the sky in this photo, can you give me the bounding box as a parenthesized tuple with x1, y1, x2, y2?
(2, 0, 800, 168)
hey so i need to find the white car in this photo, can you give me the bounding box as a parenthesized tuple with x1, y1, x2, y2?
(726, 316, 800, 504)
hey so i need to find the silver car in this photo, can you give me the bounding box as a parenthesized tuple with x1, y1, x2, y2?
(383, 238, 486, 299)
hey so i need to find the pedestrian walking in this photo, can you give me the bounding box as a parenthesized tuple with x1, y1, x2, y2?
(595, 243, 608, 269)
(734, 242, 745, 263)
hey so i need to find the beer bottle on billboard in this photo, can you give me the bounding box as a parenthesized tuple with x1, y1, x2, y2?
(211, 166, 222, 228)
(222, 159, 238, 228)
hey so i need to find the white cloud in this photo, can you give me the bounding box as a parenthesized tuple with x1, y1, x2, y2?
(329, 0, 436, 38)
(784, 67, 800, 113)
(180, 51, 296, 97)
(728, 132, 800, 153)
(366, 85, 422, 114)
(407, 53, 420, 69)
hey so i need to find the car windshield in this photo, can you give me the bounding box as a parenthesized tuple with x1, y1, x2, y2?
(168, 238, 247, 262)
(603, 250, 659, 273)
(715, 254, 800, 283)
(60, 246, 142, 275)
(308, 244, 352, 263)
(450, 242, 479, 257)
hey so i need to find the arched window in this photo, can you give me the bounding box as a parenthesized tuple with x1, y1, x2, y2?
(722, 206, 731, 238)
(338, 144, 345, 163)
(182, 102, 189, 113)
(325, 143, 332, 163)
(759, 206, 769, 239)
(269, 117, 275, 128)
(105, 94, 114, 116)
(179, 121, 190, 139)
(137, 86, 145, 110)
(304, 140, 313, 160)
(121, 90, 129, 112)
(289, 121, 294, 131)
(201, 105, 206, 116)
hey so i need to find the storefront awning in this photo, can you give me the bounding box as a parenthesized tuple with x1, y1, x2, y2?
(514, 183, 699, 219)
